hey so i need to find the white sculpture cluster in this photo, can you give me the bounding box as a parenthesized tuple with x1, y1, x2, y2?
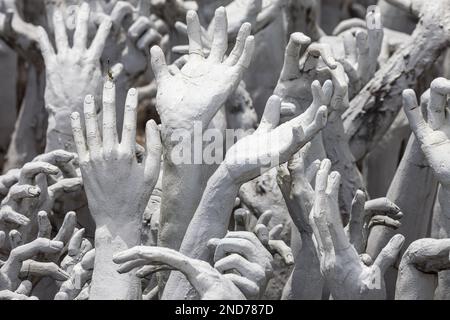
(0, 0, 449, 300)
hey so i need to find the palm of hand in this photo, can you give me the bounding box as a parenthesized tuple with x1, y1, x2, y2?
(38, 3, 112, 114)
(275, 77, 316, 113)
(157, 61, 239, 128)
(152, 8, 254, 131)
(46, 56, 102, 112)
(328, 246, 386, 300)
(81, 157, 148, 227)
(225, 124, 295, 183)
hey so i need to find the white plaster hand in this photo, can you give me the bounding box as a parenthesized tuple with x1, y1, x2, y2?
(223, 94, 327, 185)
(113, 245, 247, 300)
(403, 79, 450, 188)
(70, 79, 162, 232)
(151, 8, 255, 133)
(311, 159, 405, 300)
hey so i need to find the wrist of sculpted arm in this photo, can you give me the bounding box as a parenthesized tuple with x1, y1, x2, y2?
(162, 164, 240, 299)
(323, 113, 358, 172)
(179, 164, 239, 259)
(157, 123, 215, 250)
(90, 223, 141, 300)
(286, 184, 322, 299)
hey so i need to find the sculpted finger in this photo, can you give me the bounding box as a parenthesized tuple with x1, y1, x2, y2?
(223, 273, 260, 299)
(33, 150, 77, 178)
(102, 79, 118, 153)
(116, 259, 149, 274)
(253, 224, 269, 245)
(373, 234, 405, 274)
(364, 198, 402, 218)
(8, 184, 40, 200)
(305, 159, 321, 183)
(120, 88, 138, 155)
(110, 1, 134, 27)
(19, 162, 59, 184)
(87, 17, 112, 61)
(0, 231, 5, 248)
(0, 209, 30, 226)
(137, 29, 162, 51)
(232, 35, 255, 74)
(144, 120, 162, 186)
(269, 224, 283, 240)
(428, 78, 450, 130)
(268, 240, 294, 265)
(368, 215, 402, 230)
(208, 7, 228, 63)
(257, 95, 281, 132)
(48, 178, 83, 201)
(214, 254, 265, 282)
(305, 43, 337, 70)
(234, 208, 250, 231)
(15, 280, 32, 296)
(83, 95, 102, 158)
(186, 10, 203, 59)
(403, 89, 433, 144)
(150, 46, 171, 82)
(36, 27, 56, 67)
(4, 239, 63, 280)
(136, 265, 174, 278)
(225, 23, 251, 66)
(257, 210, 273, 226)
(128, 17, 152, 40)
(20, 260, 70, 281)
(81, 248, 96, 270)
(302, 106, 328, 140)
(347, 190, 366, 252)
(52, 8, 69, 53)
(73, 2, 90, 51)
(37, 211, 52, 239)
(9, 230, 23, 249)
(68, 228, 85, 256)
(213, 238, 255, 262)
(0, 290, 36, 300)
(53, 211, 77, 244)
(280, 32, 310, 80)
(71, 112, 88, 163)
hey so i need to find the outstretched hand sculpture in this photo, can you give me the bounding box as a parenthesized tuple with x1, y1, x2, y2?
(37, 3, 112, 152)
(71, 79, 162, 300)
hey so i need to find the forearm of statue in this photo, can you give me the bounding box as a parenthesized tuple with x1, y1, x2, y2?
(323, 112, 364, 219)
(366, 135, 438, 260)
(278, 147, 322, 300)
(162, 164, 240, 299)
(158, 149, 212, 251)
(282, 231, 323, 300)
(90, 224, 142, 300)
